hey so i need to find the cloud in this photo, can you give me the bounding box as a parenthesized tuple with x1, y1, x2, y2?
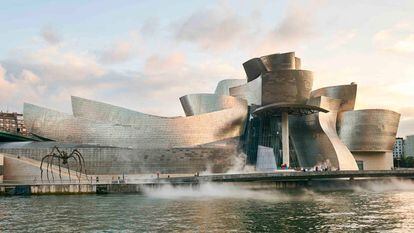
(251, 1, 322, 55)
(98, 32, 142, 64)
(273, 3, 315, 42)
(173, 5, 248, 51)
(326, 30, 356, 49)
(144, 52, 186, 75)
(41, 26, 61, 45)
(140, 17, 160, 36)
(99, 41, 135, 64)
(373, 22, 414, 54)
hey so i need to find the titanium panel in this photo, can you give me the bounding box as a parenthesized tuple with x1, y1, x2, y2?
(337, 109, 401, 152)
(261, 70, 313, 105)
(229, 77, 262, 105)
(24, 101, 248, 149)
(243, 52, 301, 82)
(179, 94, 247, 116)
(0, 141, 241, 174)
(260, 52, 296, 71)
(311, 84, 357, 112)
(214, 79, 246, 96)
(243, 58, 267, 82)
(290, 96, 358, 170)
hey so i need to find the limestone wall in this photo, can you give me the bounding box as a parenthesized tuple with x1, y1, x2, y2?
(352, 151, 393, 170)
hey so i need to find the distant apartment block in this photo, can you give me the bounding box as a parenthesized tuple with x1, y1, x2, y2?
(404, 135, 414, 157)
(393, 137, 404, 159)
(0, 112, 28, 136)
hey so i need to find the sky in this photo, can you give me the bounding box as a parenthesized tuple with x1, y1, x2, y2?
(0, 0, 414, 136)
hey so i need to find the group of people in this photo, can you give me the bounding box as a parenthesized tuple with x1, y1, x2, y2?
(301, 166, 332, 172)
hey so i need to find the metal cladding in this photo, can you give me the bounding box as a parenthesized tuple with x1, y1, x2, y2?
(242, 58, 267, 82)
(3, 51, 401, 175)
(0, 142, 241, 174)
(337, 109, 401, 152)
(25, 97, 247, 149)
(243, 52, 301, 82)
(239, 52, 313, 107)
(311, 84, 357, 112)
(260, 52, 297, 71)
(179, 94, 246, 116)
(214, 79, 246, 96)
(290, 96, 359, 170)
(229, 77, 262, 105)
(261, 70, 313, 105)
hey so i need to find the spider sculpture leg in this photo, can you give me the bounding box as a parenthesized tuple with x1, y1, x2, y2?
(71, 150, 87, 181)
(46, 154, 53, 183)
(50, 154, 55, 182)
(40, 154, 50, 182)
(56, 155, 62, 182)
(68, 154, 81, 182)
(66, 159, 71, 182)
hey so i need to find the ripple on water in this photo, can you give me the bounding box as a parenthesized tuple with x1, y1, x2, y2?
(1, 187, 414, 232)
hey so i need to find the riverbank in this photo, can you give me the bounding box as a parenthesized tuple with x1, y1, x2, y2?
(2, 170, 414, 195)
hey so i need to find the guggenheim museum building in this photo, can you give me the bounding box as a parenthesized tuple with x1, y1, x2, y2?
(0, 52, 401, 180)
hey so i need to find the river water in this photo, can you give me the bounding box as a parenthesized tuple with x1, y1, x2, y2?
(1, 180, 414, 232)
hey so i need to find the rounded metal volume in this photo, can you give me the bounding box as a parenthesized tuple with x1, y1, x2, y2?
(337, 109, 401, 152)
(289, 96, 359, 170)
(214, 79, 246, 96)
(179, 93, 247, 116)
(242, 52, 299, 82)
(259, 52, 296, 71)
(310, 84, 357, 112)
(261, 70, 313, 105)
(242, 58, 267, 82)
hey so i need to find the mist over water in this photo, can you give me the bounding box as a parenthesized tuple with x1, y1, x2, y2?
(2, 179, 414, 232)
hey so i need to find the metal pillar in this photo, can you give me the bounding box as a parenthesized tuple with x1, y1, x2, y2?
(281, 111, 289, 167)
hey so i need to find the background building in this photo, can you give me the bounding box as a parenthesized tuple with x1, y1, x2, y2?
(0, 52, 403, 183)
(404, 135, 414, 157)
(0, 112, 27, 136)
(393, 137, 404, 159)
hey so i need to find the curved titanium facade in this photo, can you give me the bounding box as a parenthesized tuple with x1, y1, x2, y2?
(243, 58, 267, 82)
(0, 142, 241, 174)
(214, 79, 246, 96)
(337, 109, 401, 152)
(311, 84, 357, 112)
(289, 96, 358, 170)
(243, 52, 301, 82)
(229, 77, 262, 105)
(261, 70, 313, 105)
(179, 94, 246, 116)
(25, 99, 247, 149)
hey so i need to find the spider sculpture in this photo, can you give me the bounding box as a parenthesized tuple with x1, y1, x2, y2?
(40, 146, 89, 183)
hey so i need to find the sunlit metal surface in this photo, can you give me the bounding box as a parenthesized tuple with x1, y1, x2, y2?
(0, 141, 241, 174)
(310, 84, 357, 112)
(290, 96, 358, 170)
(337, 109, 401, 152)
(243, 52, 301, 82)
(261, 70, 313, 105)
(229, 77, 262, 105)
(179, 94, 246, 116)
(214, 79, 246, 96)
(25, 98, 247, 149)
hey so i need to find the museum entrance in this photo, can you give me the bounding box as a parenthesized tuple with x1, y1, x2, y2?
(243, 113, 298, 168)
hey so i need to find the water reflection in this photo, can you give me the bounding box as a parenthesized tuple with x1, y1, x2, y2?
(1, 180, 414, 232)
